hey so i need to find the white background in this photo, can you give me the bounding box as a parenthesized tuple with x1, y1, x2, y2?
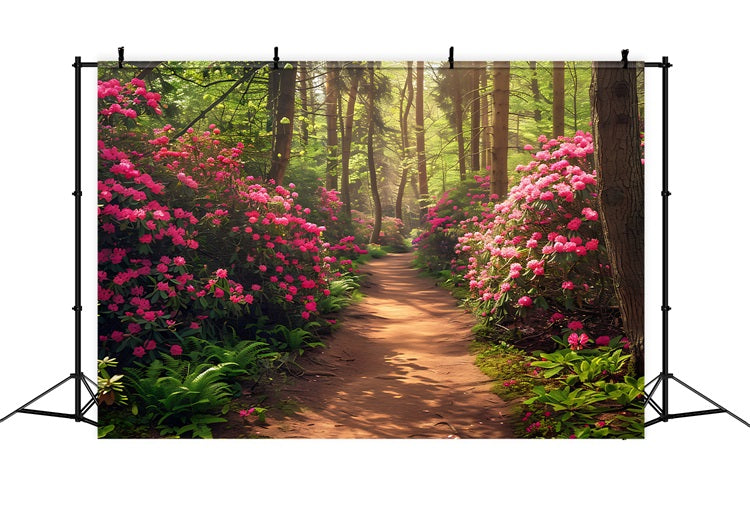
(1, 1, 748, 510)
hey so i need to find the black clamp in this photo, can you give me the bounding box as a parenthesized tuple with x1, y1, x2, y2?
(72, 191, 82, 197)
(72, 306, 83, 312)
(448, 46, 454, 69)
(661, 305, 671, 312)
(118, 46, 124, 69)
(661, 191, 671, 197)
(621, 49, 629, 69)
(273, 47, 279, 69)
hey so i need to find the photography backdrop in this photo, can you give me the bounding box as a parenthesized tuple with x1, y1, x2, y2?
(1, 0, 748, 508)
(97, 60, 644, 439)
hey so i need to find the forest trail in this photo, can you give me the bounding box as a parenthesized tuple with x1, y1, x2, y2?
(236, 252, 516, 438)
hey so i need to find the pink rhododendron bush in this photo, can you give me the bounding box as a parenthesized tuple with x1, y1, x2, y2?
(97, 77, 350, 366)
(417, 132, 626, 352)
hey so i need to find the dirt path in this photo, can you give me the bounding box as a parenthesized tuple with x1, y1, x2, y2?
(231, 252, 515, 438)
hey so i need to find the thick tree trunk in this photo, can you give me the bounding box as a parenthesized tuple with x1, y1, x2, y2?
(480, 67, 488, 171)
(590, 62, 644, 375)
(553, 61, 565, 138)
(491, 62, 510, 199)
(395, 61, 414, 221)
(416, 62, 429, 216)
(367, 66, 382, 244)
(341, 68, 361, 219)
(268, 64, 296, 184)
(325, 67, 339, 190)
(299, 64, 308, 145)
(453, 74, 467, 181)
(470, 65, 481, 173)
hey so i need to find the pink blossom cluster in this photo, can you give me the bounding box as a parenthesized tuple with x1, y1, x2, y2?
(97, 77, 337, 364)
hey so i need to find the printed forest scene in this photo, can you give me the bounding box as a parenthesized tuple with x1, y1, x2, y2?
(97, 60, 645, 439)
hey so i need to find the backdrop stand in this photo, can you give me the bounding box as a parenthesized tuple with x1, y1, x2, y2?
(643, 56, 749, 429)
(0, 56, 98, 427)
(1, 53, 747, 432)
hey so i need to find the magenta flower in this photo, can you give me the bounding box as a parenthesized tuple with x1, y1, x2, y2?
(133, 346, 146, 358)
(518, 296, 533, 307)
(170, 344, 183, 356)
(216, 268, 228, 279)
(568, 320, 583, 331)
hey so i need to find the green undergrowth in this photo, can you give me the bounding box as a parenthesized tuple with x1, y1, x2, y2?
(98, 271, 365, 439)
(430, 267, 644, 439)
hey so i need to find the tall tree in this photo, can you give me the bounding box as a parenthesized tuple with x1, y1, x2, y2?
(268, 64, 296, 184)
(470, 64, 481, 172)
(298, 63, 309, 145)
(340, 67, 361, 219)
(367, 65, 382, 244)
(415, 61, 428, 216)
(325, 67, 339, 190)
(480, 67, 489, 171)
(452, 69, 467, 181)
(590, 62, 644, 374)
(491, 62, 510, 198)
(553, 60, 565, 138)
(529, 61, 542, 123)
(395, 61, 414, 221)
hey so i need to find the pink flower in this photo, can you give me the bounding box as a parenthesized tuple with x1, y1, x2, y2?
(568, 320, 584, 331)
(133, 346, 146, 358)
(144, 339, 157, 351)
(582, 207, 598, 221)
(173, 256, 185, 266)
(216, 268, 228, 278)
(305, 301, 317, 312)
(518, 296, 533, 307)
(567, 218, 582, 231)
(170, 344, 183, 356)
(239, 408, 255, 417)
(561, 281, 575, 290)
(550, 312, 565, 322)
(568, 332, 588, 350)
(258, 265, 267, 272)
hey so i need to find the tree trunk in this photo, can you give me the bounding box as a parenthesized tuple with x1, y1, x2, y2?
(553, 61, 565, 138)
(480, 67, 488, 171)
(416, 62, 429, 216)
(470, 64, 481, 173)
(341, 68, 361, 219)
(491, 62, 510, 199)
(269, 64, 296, 185)
(529, 61, 542, 125)
(396, 61, 414, 221)
(453, 72, 467, 181)
(325, 67, 339, 190)
(367, 66, 382, 244)
(590, 62, 644, 375)
(298, 64, 308, 145)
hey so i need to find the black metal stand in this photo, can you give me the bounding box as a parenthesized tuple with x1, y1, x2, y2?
(643, 56, 749, 429)
(0, 56, 98, 427)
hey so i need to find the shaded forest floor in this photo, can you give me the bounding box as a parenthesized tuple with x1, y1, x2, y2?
(216, 252, 516, 438)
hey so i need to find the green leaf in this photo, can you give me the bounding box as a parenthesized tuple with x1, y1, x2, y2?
(98, 424, 116, 439)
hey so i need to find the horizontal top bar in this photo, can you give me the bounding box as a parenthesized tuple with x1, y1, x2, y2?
(76, 60, 671, 68)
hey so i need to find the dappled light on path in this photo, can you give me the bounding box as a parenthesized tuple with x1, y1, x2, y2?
(243, 252, 515, 438)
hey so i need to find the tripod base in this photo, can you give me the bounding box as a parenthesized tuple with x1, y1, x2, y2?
(645, 373, 750, 428)
(0, 373, 98, 427)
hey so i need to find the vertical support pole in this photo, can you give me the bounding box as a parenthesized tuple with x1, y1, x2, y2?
(73, 56, 83, 422)
(661, 56, 670, 423)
